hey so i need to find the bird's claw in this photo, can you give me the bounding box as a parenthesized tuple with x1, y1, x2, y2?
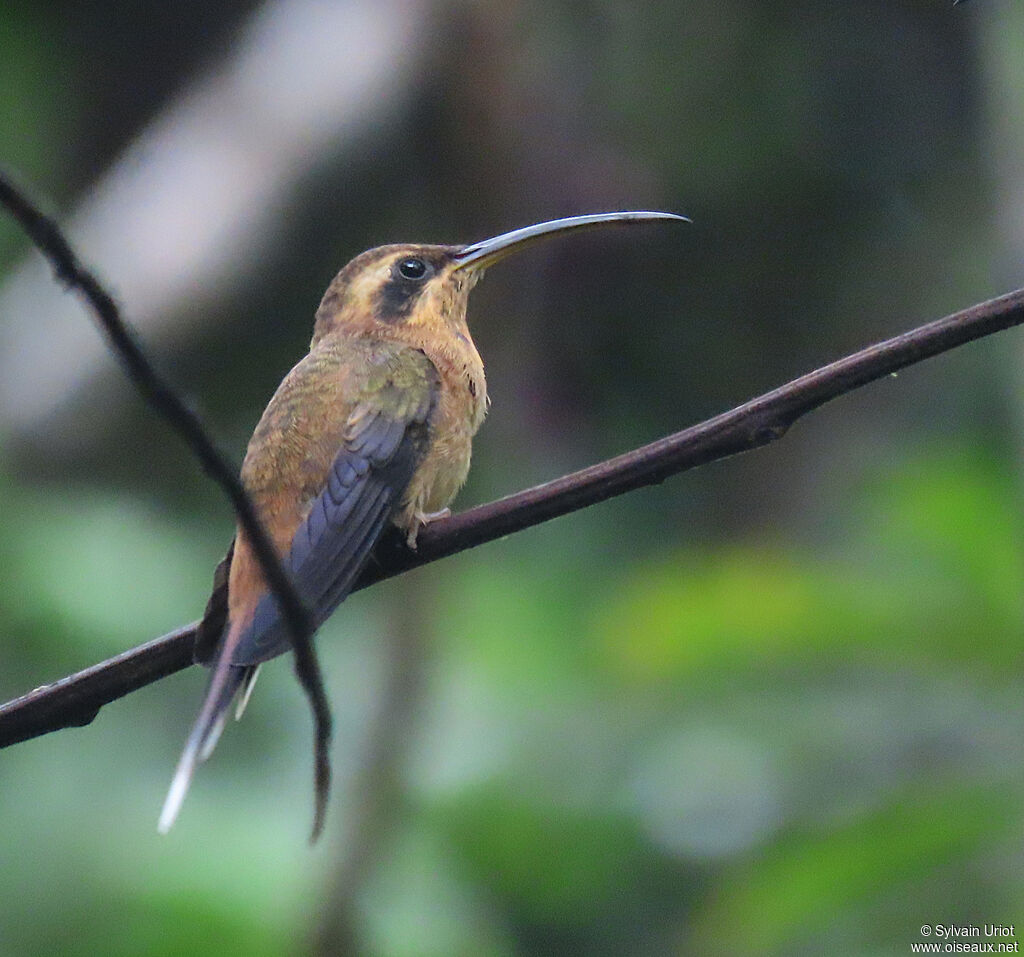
(406, 507, 452, 548)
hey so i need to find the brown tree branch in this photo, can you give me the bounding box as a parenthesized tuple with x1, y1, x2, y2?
(0, 170, 332, 837)
(2, 283, 1022, 748)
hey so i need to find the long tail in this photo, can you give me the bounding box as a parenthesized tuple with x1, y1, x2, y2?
(158, 660, 254, 834)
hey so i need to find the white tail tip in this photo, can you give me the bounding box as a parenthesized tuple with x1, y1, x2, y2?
(158, 755, 195, 834)
(234, 666, 261, 721)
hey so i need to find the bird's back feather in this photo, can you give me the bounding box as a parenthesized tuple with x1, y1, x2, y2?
(159, 338, 440, 832)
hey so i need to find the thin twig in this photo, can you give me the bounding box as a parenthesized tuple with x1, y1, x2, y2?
(312, 579, 429, 955)
(0, 170, 331, 838)
(2, 285, 1022, 747)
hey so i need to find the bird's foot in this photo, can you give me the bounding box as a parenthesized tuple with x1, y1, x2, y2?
(406, 508, 452, 549)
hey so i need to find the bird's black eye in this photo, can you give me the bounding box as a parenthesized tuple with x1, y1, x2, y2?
(396, 257, 428, 281)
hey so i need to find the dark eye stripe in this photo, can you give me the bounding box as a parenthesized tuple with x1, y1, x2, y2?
(375, 281, 420, 321)
(376, 258, 429, 321)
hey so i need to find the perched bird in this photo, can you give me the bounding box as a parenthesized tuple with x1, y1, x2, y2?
(158, 211, 687, 834)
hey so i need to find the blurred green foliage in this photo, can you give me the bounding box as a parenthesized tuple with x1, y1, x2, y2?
(1, 1, 1022, 956)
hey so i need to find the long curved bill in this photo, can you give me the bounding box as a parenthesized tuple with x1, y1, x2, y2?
(451, 211, 689, 272)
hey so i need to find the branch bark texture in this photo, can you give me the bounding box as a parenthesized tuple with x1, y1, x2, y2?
(2, 283, 1022, 748)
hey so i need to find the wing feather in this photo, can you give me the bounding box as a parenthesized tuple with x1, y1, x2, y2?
(230, 353, 438, 666)
(162, 342, 439, 834)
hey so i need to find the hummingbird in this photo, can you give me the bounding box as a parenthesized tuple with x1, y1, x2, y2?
(158, 211, 687, 835)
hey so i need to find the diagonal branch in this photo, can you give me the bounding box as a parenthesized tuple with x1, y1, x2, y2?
(2, 284, 1022, 749)
(0, 170, 332, 837)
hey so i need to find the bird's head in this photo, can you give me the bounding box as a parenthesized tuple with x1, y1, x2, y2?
(311, 211, 688, 346)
